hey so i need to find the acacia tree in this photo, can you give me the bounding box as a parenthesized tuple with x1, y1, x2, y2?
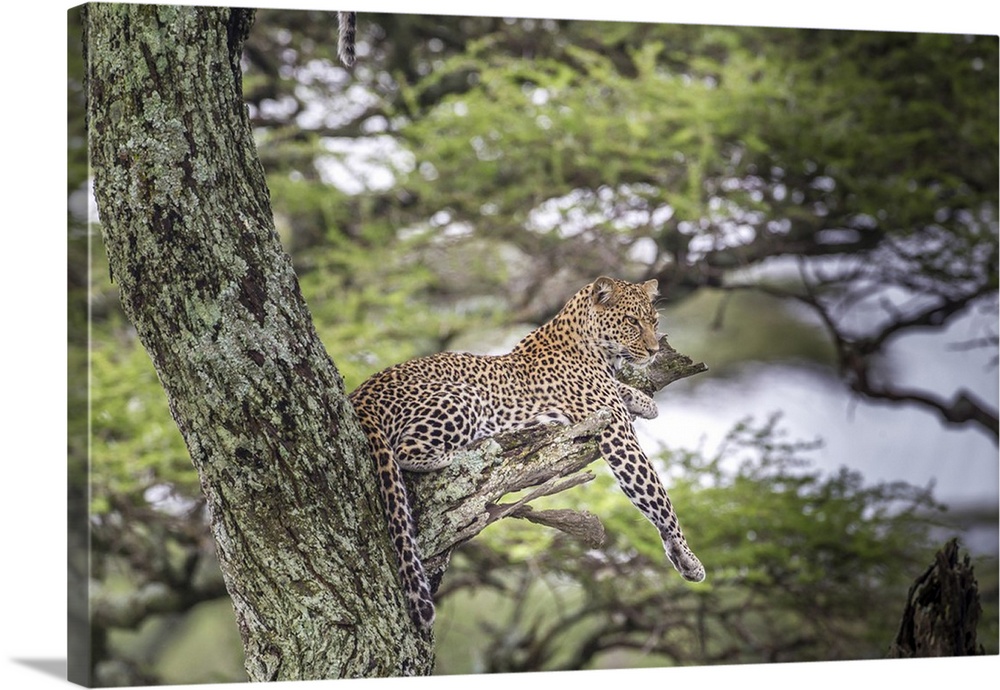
(81, 5, 707, 681)
(84, 4, 432, 679)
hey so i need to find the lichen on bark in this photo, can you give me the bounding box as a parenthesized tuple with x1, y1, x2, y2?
(86, 4, 432, 679)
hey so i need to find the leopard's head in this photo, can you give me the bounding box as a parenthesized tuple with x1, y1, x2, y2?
(588, 276, 661, 366)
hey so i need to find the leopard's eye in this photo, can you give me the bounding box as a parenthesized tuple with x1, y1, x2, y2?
(626, 315, 640, 326)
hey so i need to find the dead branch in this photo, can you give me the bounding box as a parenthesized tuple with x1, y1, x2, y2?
(889, 538, 984, 658)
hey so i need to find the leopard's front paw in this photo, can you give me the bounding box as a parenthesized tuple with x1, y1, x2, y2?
(618, 384, 659, 420)
(664, 540, 706, 583)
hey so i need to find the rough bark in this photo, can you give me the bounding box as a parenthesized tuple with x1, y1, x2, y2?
(888, 539, 984, 658)
(83, 3, 708, 681)
(85, 4, 431, 679)
(617, 335, 710, 396)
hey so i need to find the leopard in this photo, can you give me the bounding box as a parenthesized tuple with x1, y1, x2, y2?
(348, 276, 706, 630)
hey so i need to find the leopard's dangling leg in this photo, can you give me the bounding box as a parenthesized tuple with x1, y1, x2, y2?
(598, 413, 705, 582)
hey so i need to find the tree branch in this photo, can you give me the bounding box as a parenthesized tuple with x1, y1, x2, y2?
(412, 409, 611, 583)
(618, 334, 710, 396)
(723, 269, 999, 441)
(847, 380, 999, 440)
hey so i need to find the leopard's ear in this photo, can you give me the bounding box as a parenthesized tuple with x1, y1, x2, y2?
(641, 279, 659, 300)
(592, 276, 619, 306)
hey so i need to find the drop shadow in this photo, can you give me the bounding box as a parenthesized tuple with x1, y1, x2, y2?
(11, 658, 67, 680)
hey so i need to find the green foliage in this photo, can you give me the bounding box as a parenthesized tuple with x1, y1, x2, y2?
(401, 38, 745, 225)
(293, 232, 507, 389)
(674, 416, 943, 589)
(393, 24, 997, 307)
(106, 598, 245, 684)
(152, 600, 246, 684)
(89, 342, 198, 514)
(439, 415, 953, 671)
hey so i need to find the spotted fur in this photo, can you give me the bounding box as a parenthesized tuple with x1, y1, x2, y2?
(349, 276, 705, 629)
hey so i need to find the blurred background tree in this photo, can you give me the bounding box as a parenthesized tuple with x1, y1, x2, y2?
(70, 6, 997, 685)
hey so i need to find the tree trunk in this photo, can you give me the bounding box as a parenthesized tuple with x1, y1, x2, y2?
(83, 4, 709, 681)
(888, 538, 984, 658)
(84, 4, 432, 679)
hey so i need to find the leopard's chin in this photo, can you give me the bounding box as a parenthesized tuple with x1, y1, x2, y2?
(627, 351, 654, 366)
